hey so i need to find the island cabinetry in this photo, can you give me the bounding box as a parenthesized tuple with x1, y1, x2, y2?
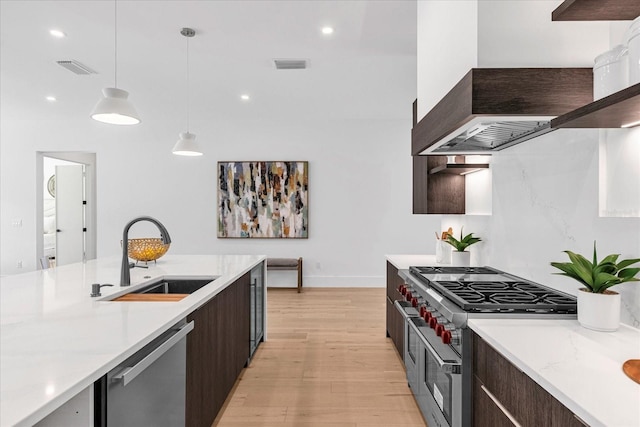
(473, 332, 587, 427)
(186, 271, 251, 427)
(386, 261, 404, 357)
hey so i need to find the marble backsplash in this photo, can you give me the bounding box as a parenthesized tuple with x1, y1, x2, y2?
(442, 128, 640, 329)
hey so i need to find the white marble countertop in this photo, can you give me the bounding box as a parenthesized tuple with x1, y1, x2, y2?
(469, 319, 640, 427)
(0, 254, 265, 427)
(386, 254, 437, 270)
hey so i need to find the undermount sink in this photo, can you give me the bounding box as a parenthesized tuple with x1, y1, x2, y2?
(132, 278, 216, 294)
(104, 276, 218, 301)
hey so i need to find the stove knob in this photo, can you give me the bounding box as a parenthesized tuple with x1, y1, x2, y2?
(423, 310, 432, 322)
(411, 297, 419, 308)
(441, 330, 452, 344)
(435, 324, 445, 337)
(429, 316, 439, 329)
(405, 292, 413, 302)
(398, 284, 404, 294)
(419, 305, 426, 317)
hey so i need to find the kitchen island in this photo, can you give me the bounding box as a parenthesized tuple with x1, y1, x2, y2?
(0, 254, 265, 427)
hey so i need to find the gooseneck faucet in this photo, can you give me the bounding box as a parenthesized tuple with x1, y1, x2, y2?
(120, 216, 172, 286)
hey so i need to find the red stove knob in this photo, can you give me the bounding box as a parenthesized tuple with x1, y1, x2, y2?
(411, 297, 419, 307)
(398, 284, 404, 294)
(435, 324, 445, 336)
(419, 305, 426, 317)
(441, 330, 452, 344)
(423, 310, 432, 322)
(429, 317, 438, 329)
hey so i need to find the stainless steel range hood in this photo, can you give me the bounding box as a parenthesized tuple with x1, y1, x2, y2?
(412, 68, 593, 155)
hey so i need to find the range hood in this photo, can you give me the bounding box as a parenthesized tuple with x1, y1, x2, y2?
(412, 68, 593, 155)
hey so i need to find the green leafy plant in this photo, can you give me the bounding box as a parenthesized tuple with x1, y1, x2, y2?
(550, 242, 640, 293)
(445, 228, 481, 252)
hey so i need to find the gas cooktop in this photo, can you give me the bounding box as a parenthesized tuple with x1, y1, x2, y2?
(409, 265, 577, 314)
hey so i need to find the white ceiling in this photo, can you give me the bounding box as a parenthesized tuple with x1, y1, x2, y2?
(0, 0, 417, 125)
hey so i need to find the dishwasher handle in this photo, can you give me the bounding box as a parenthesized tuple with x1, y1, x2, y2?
(112, 321, 194, 386)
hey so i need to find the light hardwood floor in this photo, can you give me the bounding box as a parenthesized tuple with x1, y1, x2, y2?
(214, 287, 427, 427)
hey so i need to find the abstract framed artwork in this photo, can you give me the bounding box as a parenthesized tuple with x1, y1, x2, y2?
(217, 161, 308, 238)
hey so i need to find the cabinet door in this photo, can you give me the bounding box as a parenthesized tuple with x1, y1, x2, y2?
(473, 376, 516, 427)
(186, 272, 250, 427)
(473, 332, 586, 427)
(386, 262, 404, 357)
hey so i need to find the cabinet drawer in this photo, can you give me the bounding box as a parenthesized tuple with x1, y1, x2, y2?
(473, 332, 587, 427)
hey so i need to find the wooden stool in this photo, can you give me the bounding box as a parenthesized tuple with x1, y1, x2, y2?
(267, 257, 303, 293)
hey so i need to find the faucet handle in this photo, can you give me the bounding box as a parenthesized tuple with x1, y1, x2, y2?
(90, 283, 114, 297)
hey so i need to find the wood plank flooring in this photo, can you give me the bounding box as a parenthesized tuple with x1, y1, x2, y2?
(214, 288, 426, 427)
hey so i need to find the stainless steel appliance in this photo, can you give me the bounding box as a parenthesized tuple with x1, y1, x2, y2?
(96, 319, 193, 426)
(395, 266, 577, 427)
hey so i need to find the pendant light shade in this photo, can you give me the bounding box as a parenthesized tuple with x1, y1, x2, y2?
(91, 88, 140, 125)
(91, 0, 140, 125)
(172, 132, 203, 156)
(173, 28, 203, 156)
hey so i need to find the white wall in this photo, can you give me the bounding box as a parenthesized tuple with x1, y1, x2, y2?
(416, 0, 478, 119)
(1, 113, 440, 284)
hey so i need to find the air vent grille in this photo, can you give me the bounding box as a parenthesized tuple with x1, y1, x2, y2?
(274, 59, 307, 70)
(56, 60, 97, 75)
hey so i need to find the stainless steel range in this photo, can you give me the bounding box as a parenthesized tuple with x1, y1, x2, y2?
(395, 265, 577, 427)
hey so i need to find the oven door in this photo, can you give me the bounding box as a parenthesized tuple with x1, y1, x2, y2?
(394, 300, 420, 391)
(409, 318, 462, 427)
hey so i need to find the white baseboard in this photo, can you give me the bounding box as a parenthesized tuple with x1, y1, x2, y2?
(267, 275, 384, 288)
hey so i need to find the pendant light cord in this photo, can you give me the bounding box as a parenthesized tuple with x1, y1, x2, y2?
(186, 34, 190, 132)
(114, 0, 118, 88)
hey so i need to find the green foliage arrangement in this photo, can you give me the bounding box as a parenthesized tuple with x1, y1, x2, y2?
(445, 228, 482, 252)
(550, 242, 640, 293)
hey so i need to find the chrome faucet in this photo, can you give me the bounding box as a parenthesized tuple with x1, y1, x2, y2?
(120, 216, 171, 286)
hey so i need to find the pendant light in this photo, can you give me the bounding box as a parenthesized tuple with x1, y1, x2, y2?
(90, 0, 140, 125)
(172, 28, 203, 156)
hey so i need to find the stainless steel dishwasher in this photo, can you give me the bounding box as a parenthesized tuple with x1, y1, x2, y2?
(95, 319, 194, 426)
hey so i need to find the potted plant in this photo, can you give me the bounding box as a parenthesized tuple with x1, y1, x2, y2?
(550, 242, 639, 331)
(444, 228, 482, 266)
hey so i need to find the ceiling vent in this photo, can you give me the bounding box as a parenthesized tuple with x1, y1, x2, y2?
(274, 59, 307, 70)
(56, 60, 98, 75)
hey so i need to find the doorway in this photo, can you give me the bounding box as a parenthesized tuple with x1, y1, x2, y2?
(36, 152, 97, 268)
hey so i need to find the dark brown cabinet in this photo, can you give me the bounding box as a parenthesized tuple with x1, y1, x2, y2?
(386, 262, 404, 357)
(473, 332, 587, 427)
(552, 0, 640, 21)
(186, 272, 251, 427)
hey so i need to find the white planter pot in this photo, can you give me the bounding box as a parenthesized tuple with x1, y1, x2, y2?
(451, 251, 470, 267)
(577, 288, 621, 332)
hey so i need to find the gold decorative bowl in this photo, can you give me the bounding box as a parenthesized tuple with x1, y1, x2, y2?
(126, 238, 170, 262)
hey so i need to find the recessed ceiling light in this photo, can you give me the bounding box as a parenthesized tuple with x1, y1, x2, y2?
(240, 94, 250, 101)
(321, 26, 334, 35)
(49, 29, 66, 38)
(45, 96, 57, 102)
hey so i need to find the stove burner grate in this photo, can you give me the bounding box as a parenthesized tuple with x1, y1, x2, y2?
(425, 278, 577, 313)
(411, 266, 502, 275)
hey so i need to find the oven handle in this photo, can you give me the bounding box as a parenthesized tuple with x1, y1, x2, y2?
(408, 319, 461, 374)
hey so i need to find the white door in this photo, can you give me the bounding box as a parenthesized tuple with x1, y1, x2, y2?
(55, 165, 84, 266)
